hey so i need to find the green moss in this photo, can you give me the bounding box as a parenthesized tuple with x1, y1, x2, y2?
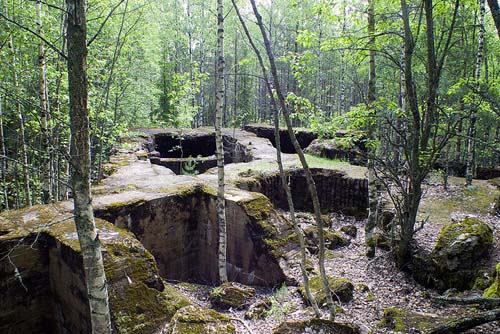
(299, 275, 354, 305)
(483, 281, 500, 298)
(379, 308, 444, 333)
(169, 305, 235, 334)
(483, 262, 500, 298)
(104, 198, 148, 210)
(419, 178, 499, 224)
(435, 217, 493, 252)
(111, 282, 191, 334)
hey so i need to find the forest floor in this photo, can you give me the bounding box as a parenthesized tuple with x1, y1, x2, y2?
(166, 176, 500, 334)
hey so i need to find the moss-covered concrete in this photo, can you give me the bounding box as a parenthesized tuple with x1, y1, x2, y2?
(299, 275, 354, 306)
(168, 305, 236, 334)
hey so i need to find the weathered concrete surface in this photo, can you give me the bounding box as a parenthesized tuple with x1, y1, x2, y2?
(0, 127, 369, 333)
(0, 205, 190, 334)
(243, 123, 318, 153)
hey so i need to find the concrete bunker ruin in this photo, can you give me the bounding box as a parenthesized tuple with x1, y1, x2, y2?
(236, 168, 369, 218)
(149, 132, 253, 175)
(95, 186, 287, 287)
(243, 124, 317, 154)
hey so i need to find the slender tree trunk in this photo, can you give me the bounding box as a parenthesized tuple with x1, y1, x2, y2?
(466, 0, 486, 186)
(8, 35, 31, 207)
(365, 0, 378, 258)
(216, 0, 228, 283)
(250, 0, 336, 319)
(0, 94, 8, 210)
(231, 0, 321, 317)
(339, 0, 347, 115)
(66, 0, 111, 332)
(233, 32, 238, 129)
(96, 0, 128, 184)
(36, 0, 52, 203)
(397, 0, 420, 267)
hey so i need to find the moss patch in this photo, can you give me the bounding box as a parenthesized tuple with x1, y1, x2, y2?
(111, 282, 191, 334)
(299, 275, 354, 306)
(379, 308, 447, 333)
(483, 262, 500, 298)
(419, 178, 499, 224)
(435, 217, 493, 253)
(169, 305, 235, 334)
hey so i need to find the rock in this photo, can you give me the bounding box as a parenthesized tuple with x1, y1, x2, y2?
(168, 305, 235, 334)
(303, 226, 350, 252)
(483, 263, 500, 298)
(0, 206, 191, 334)
(210, 282, 256, 310)
(433, 217, 493, 290)
(245, 298, 271, 319)
(299, 275, 354, 306)
(340, 225, 357, 238)
(379, 308, 447, 333)
(413, 217, 493, 291)
(304, 138, 366, 166)
(273, 319, 359, 334)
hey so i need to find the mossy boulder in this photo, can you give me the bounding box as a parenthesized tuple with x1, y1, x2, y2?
(273, 319, 359, 334)
(413, 217, 493, 291)
(168, 305, 236, 334)
(299, 275, 354, 306)
(303, 226, 350, 253)
(379, 308, 447, 333)
(483, 263, 500, 298)
(433, 217, 493, 290)
(340, 225, 357, 238)
(210, 282, 256, 310)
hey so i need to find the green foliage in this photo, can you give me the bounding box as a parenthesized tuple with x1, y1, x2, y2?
(265, 284, 295, 320)
(181, 156, 200, 176)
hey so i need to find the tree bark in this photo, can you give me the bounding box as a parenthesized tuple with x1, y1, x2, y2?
(249, 0, 336, 319)
(36, 0, 52, 203)
(66, 0, 112, 332)
(365, 0, 378, 258)
(8, 35, 31, 207)
(0, 94, 8, 210)
(231, 0, 321, 317)
(465, 0, 486, 186)
(216, 0, 228, 283)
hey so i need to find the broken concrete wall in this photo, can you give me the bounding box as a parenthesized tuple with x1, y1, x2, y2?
(96, 186, 286, 286)
(237, 168, 368, 218)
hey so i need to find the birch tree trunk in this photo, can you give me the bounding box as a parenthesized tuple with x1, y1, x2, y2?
(8, 35, 31, 207)
(231, 0, 321, 317)
(365, 0, 378, 258)
(0, 94, 8, 210)
(216, 0, 228, 283)
(465, 0, 485, 186)
(249, 0, 336, 319)
(66, 0, 112, 332)
(36, 0, 52, 203)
